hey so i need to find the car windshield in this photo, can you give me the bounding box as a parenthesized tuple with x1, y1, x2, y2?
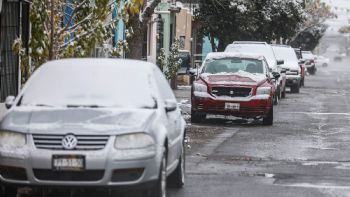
(273, 47, 298, 62)
(302, 52, 314, 60)
(225, 44, 275, 67)
(20, 64, 157, 109)
(202, 58, 265, 74)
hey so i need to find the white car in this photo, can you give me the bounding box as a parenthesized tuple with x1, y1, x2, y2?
(315, 55, 330, 67)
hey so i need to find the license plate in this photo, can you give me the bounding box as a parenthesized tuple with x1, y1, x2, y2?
(52, 155, 85, 171)
(225, 103, 240, 111)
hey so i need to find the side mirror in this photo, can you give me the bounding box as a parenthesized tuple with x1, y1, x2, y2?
(272, 72, 280, 79)
(277, 60, 284, 65)
(189, 68, 198, 76)
(299, 60, 305, 64)
(5, 96, 15, 109)
(165, 99, 177, 112)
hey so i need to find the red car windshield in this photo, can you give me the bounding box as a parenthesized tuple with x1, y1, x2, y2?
(202, 58, 265, 74)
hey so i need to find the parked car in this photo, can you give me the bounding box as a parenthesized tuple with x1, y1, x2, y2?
(0, 59, 186, 197)
(294, 48, 306, 86)
(225, 41, 285, 105)
(191, 52, 277, 125)
(302, 51, 317, 75)
(273, 45, 302, 93)
(315, 55, 330, 67)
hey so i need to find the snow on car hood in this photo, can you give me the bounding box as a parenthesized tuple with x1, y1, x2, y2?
(281, 60, 299, 70)
(200, 71, 267, 86)
(1, 107, 157, 135)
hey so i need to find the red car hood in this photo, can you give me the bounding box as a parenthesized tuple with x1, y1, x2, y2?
(200, 72, 267, 86)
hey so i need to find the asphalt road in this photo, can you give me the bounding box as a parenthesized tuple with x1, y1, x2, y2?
(171, 57, 350, 197)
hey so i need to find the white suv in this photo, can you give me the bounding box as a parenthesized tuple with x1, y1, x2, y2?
(225, 41, 286, 104)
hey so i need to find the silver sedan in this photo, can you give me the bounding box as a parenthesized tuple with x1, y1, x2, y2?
(0, 59, 186, 197)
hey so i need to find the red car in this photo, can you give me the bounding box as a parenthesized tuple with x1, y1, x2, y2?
(191, 52, 277, 125)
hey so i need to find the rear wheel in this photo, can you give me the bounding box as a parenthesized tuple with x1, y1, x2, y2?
(263, 106, 273, 126)
(273, 91, 279, 105)
(168, 142, 185, 188)
(281, 86, 286, 98)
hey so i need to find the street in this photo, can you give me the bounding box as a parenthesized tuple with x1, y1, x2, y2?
(171, 57, 350, 197)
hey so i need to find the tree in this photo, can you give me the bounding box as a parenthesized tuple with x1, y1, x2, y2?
(290, 0, 335, 50)
(13, 0, 121, 83)
(122, 0, 162, 59)
(195, 0, 305, 52)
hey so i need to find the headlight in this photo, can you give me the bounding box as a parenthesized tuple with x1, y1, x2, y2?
(193, 82, 207, 92)
(0, 131, 26, 148)
(114, 133, 155, 150)
(256, 87, 271, 95)
(286, 70, 299, 75)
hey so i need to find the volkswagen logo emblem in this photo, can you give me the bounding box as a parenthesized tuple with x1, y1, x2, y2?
(62, 135, 78, 150)
(230, 90, 234, 95)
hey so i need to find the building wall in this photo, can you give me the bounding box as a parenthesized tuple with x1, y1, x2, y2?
(176, 8, 192, 52)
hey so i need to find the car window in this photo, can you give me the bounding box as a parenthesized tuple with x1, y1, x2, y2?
(154, 68, 176, 102)
(202, 58, 265, 74)
(273, 47, 298, 62)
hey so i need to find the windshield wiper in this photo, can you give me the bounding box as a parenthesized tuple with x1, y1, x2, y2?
(35, 104, 56, 107)
(66, 104, 106, 108)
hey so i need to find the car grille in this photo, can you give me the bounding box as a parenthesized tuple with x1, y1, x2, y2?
(211, 87, 252, 97)
(33, 169, 104, 181)
(32, 134, 109, 150)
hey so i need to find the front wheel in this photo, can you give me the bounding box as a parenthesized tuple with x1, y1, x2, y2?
(168, 142, 185, 188)
(149, 152, 167, 197)
(2, 186, 17, 197)
(263, 106, 273, 126)
(291, 83, 300, 93)
(273, 91, 279, 105)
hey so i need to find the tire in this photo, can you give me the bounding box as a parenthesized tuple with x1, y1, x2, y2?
(281, 86, 286, 98)
(273, 90, 279, 105)
(301, 78, 304, 87)
(168, 142, 185, 188)
(291, 83, 300, 93)
(191, 110, 202, 123)
(263, 106, 273, 126)
(3, 186, 17, 197)
(149, 151, 167, 197)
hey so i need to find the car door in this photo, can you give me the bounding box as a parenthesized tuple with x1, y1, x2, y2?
(154, 69, 182, 166)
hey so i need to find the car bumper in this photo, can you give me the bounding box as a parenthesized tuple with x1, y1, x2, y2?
(0, 136, 161, 188)
(286, 75, 301, 87)
(192, 92, 272, 118)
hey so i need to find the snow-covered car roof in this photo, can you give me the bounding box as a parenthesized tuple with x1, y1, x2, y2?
(205, 52, 265, 61)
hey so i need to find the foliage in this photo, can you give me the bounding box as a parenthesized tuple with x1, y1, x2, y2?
(122, 0, 161, 59)
(163, 39, 181, 80)
(195, 0, 305, 51)
(157, 48, 166, 72)
(290, 0, 335, 50)
(13, 0, 124, 83)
